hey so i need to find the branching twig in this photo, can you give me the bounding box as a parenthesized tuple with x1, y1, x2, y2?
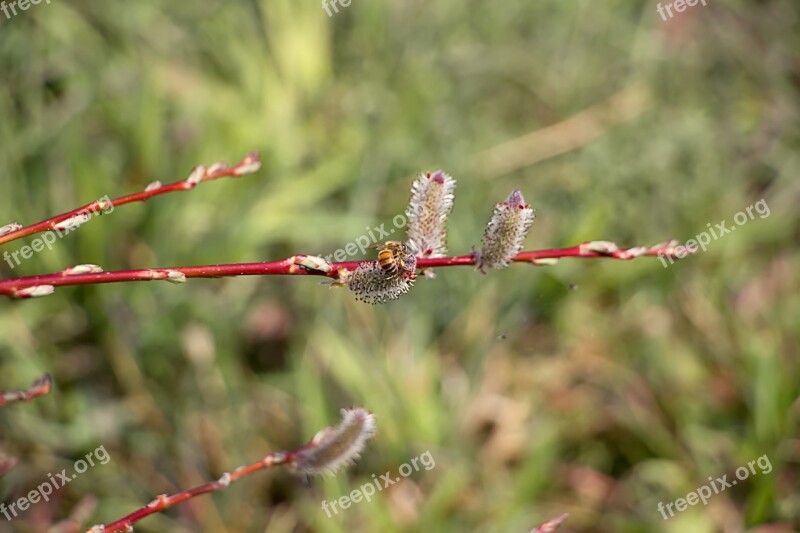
(87, 407, 376, 533)
(0, 153, 261, 247)
(0, 374, 53, 407)
(0, 241, 689, 299)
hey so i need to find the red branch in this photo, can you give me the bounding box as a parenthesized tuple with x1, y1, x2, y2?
(531, 513, 569, 533)
(0, 153, 261, 247)
(0, 241, 690, 299)
(0, 374, 53, 407)
(88, 406, 375, 531)
(88, 451, 290, 532)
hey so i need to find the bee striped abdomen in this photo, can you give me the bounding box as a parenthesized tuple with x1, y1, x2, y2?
(378, 249, 400, 275)
(375, 241, 409, 278)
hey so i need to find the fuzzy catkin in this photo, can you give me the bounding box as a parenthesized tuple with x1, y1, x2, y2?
(347, 255, 416, 304)
(292, 408, 377, 476)
(477, 190, 535, 271)
(405, 170, 456, 258)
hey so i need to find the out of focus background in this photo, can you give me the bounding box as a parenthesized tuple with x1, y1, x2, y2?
(1, 1, 798, 532)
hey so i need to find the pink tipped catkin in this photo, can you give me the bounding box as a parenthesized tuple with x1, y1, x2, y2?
(477, 190, 535, 271)
(405, 170, 456, 258)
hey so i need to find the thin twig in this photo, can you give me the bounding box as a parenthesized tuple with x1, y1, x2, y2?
(0, 374, 53, 407)
(87, 407, 376, 533)
(0, 153, 261, 247)
(89, 451, 289, 532)
(0, 241, 690, 299)
(530, 512, 569, 533)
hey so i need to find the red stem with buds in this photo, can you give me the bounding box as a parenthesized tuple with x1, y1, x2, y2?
(0, 374, 53, 407)
(0, 242, 688, 298)
(89, 406, 376, 532)
(0, 153, 261, 247)
(90, 451, 290, 533)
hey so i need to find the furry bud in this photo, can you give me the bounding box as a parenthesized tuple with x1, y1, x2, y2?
(476, 190, 535, 271)
(13, 285, 55, 298)
(291, 407, 377, 476)
(348, 256, 416, 305)
(405, 170, 456, 258)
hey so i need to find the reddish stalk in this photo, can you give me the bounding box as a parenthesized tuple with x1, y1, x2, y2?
(89, 451, 290, 533)
(0, 153, 261, 247)
(88, 407, 376, 532)
(0, 374, 53, 407)
(531, 512, 569, 532)
(0, 241, 690, 299)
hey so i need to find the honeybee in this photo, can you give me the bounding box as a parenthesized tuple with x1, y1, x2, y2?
(375, 240, 409, 277)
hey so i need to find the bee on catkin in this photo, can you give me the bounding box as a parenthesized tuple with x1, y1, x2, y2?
(375, 240, 411, 278)
(348, 241, 417, 304)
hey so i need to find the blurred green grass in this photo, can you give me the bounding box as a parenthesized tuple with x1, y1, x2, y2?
(1, 1, 798, 531)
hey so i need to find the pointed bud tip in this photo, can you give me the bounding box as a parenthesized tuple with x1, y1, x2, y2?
(0, 223, 23, 236)
(186, 165, 207, 185)
(13, 285, 56, 298)
(53, 213, 91, 231)
(503, 190, 528, 208)
(62, 264, 104, 276)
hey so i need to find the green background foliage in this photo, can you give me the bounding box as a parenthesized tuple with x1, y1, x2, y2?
(1, 1, 798, 531)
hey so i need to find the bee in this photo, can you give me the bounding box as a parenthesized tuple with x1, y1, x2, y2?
(374, 240, 409, 277)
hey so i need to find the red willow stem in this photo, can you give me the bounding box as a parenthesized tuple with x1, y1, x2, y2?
(89, 451, 291, 533)
(0, 374, 53, 407)
(89, 406, 376, 532)
(0, 153, 261, 247)
(531, 512, 569, 533)
(0, 242, 688, 299)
